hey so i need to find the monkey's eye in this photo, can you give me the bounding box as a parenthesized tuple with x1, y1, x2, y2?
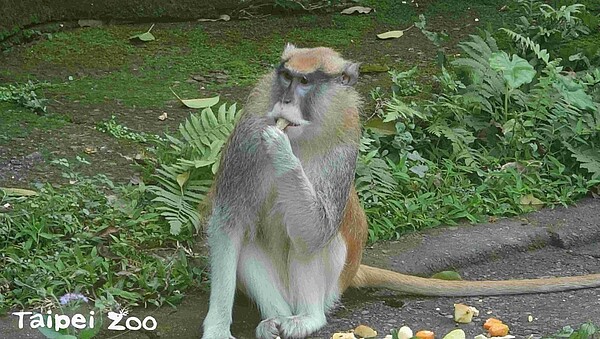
(281, 71, 293, 82)
(300, 76, 309, 85)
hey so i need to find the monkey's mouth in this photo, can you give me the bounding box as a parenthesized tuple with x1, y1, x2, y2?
(275, 118, 300, 131)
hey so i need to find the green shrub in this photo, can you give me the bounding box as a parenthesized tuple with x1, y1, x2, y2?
(0, 158, 202, 313)
(356, 1, 600, 240)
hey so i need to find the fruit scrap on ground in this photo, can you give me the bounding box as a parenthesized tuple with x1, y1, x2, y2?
(454, 303, 480, 323)
(483, 317, 510, 337)
(416, 329, 435, 339)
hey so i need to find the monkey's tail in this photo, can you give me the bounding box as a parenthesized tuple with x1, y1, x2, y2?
(350, 264, 600, 296)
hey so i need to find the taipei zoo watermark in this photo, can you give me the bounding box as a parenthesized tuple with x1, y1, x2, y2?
(13, 309, 158, 332)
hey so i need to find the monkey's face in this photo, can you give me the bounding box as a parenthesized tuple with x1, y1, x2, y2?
(266, 44, 359, 140)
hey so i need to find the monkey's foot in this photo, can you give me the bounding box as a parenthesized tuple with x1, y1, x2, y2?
(202, 326, 236, 339)
(256, 318, 282, 339)
(278, 315, 326, 339)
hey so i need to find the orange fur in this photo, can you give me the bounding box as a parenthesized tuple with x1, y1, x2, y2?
(283, 47, 347, 75)
(338, 186, 368, 292)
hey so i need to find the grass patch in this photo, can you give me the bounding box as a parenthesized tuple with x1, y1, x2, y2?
(0, 159, 203, 314)
(22, 28, 134, 70)
(15, 13, 377, 108)
(363, 0, 418, 25)
(0, 102, 68, 143)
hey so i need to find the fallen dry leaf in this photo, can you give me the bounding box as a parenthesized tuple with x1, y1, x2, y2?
(84, 147, 97, 154)
(170, 88, 220, 109)
(198, 14, 231, 22)
(0, 187, 38, 196)
(97, 226, 119, 238)
(377, 30, 405, 39)
(158, 112, 168, 121)
(520, 194, 544, 210)
(341, 6, 372, 14)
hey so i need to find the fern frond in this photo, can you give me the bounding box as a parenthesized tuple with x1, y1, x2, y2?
(500, 28, 552, 65)
(148, 102, 241, 235)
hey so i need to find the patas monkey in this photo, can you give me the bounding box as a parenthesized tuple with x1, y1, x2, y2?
(201, 44, 600, 339)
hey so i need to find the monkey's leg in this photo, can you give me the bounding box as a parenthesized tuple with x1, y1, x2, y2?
(278, 237, 347, 339)
(238, 244, 293, 339)
(202, 225, 242, 339)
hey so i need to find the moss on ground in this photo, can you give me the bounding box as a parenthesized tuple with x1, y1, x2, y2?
(3, 0, 516, 111)
(0, 102, 69, 143)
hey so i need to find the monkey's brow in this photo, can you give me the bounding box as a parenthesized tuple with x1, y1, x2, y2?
(277, 64, 335, 81)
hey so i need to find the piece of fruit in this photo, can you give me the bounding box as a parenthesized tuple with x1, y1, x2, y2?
(354, 325, 377, 338)
(276, 118, 290, 130)
(454, 303, 475, 323)
(483, 318, 504, 330)
(331, 333, 357, 339)
(442, 329, 465, 339)
(488, 323, 510, 337)
(397, 326, 413, 339)
(415, 330, 435, 339)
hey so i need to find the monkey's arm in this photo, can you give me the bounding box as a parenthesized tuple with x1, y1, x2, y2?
(262, 127, 357, 253)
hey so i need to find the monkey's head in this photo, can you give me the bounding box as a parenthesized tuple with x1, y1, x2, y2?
(266, 44, 361, 141)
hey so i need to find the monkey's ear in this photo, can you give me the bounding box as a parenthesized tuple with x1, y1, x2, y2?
(282, 43, 296, 57)
(341, 62, 360, 86)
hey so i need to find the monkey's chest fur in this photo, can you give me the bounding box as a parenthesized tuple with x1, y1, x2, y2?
(233, 165, 349, 308)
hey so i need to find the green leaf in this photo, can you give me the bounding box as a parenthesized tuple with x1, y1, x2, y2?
(570, 147, 600, 177)
(554, 75, 596, 110)
(176, 172, 190, 188)
(431, 271, 463, 281)
(37, 327, 63, 338)
(364, 118, 396, 135)
(169, 219, 182, 235)
(79, 322, 102, 339)
(489, 51, 535, 89)
(105, 288, 141, 300)
(409, 164, 428, 178)
(129, 24, 156, 42)
(129, 31, 155, 41)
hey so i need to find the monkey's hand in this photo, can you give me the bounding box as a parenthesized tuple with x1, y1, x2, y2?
(262, 126, 300, 175)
